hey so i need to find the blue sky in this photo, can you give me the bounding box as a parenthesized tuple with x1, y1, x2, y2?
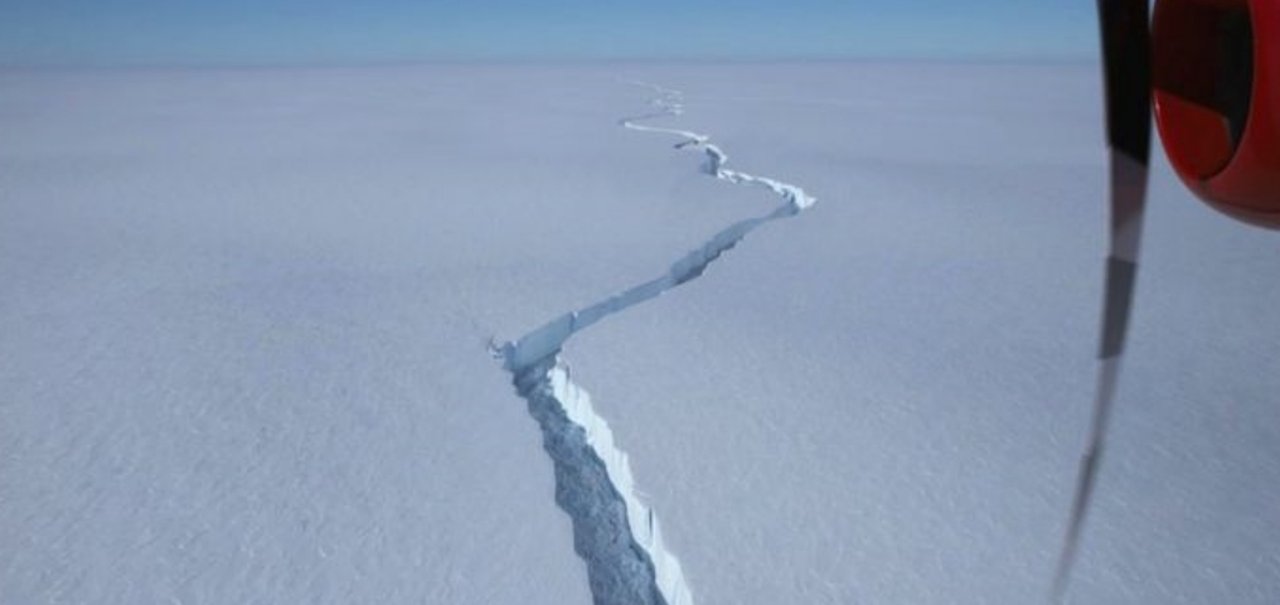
(0, 1, 1097, 66)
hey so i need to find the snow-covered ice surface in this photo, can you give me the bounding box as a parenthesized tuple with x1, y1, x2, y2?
(0, 65, 756, 604)
(565, 63, 1280, 604)
(3, 62, 1279, 604)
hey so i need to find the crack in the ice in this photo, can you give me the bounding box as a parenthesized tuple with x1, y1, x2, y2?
(511, 356, 683, 605)
(498, 81, 816, 605)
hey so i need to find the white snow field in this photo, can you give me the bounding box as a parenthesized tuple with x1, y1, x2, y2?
(3, 62, 1278, 604)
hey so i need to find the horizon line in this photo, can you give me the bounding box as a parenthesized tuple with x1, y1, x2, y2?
(0, 53, 1098, 72)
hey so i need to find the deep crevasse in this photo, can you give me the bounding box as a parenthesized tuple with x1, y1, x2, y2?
(499, 82, 816, 605)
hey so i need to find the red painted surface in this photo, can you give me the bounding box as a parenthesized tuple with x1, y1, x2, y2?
(1153, 0, 1280, 228)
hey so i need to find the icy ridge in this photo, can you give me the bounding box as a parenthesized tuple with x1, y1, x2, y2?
(500, 82, 816, 605)
(620, 82, 815, 212)
(513, 356, 692, 605)
(508, 83, 815, 369)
